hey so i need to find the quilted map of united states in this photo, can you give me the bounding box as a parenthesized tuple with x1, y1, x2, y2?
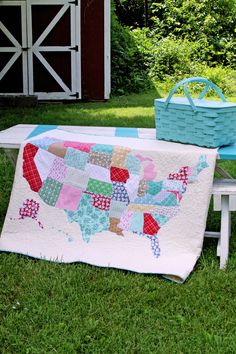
(21, 137, 208, 258)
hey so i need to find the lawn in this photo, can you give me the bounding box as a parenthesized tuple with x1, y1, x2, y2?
(0, 89, 236, 353)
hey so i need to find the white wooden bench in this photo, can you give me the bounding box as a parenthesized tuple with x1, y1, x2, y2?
(207, 179, 236, 269)
(0, 124, 235, 268)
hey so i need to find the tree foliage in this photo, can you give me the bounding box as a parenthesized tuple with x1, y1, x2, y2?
(111, 1, 152, 95)
(111, 0, 236, 94)
(150, 0, 236, 66)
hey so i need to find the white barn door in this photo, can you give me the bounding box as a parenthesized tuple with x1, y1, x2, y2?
(0, 1, 28, 95)
(0, 0, 81, 100)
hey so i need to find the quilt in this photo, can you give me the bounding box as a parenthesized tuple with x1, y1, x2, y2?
(0, 130, 217, 282)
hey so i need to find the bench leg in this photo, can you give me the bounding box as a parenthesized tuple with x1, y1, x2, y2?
(4, 149, 18, 167)
(219, 195, 231, 269)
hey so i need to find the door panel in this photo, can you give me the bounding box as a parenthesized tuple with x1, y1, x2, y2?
(0, 0, 81, 100)
(0, 1, 27, 95)
(27, 0, 80, 100)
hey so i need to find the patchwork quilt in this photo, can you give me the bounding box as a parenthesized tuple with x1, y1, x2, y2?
(0, 130, 217, 282)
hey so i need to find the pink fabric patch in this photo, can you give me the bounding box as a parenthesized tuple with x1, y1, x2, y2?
(64, 141, 95, 153)
(118, 210, 133, 231)
(48, 157, 67, 182)
(143, 162, 157, 181)
(56, 184, 82, 211)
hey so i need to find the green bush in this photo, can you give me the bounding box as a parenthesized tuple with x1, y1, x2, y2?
(111, 3, 152, 95)
(132, 32, 205, 80)
(150, 0, 236, 68)
(110, 0, 236, 96)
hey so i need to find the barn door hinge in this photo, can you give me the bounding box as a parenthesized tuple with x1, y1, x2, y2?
(69, 0, 79, 5)
(70, 92, 80, 99)
(70, 45, 79, 52)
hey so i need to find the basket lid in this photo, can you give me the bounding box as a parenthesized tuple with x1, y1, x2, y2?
(155, 97, 236, 109)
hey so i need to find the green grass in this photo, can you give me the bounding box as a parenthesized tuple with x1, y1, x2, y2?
(1, 89, 236, 353)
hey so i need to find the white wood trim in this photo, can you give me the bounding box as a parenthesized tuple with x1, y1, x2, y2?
(32, 92, 75, 100)
(70, 3, 77, 95)
(33, 46, 72, 52)
(0, 0, 81, 100)
(0, 21, 21, 48)
(0, 48, 18, 52)
(28, 0, 72, 4)
(104, 0, 111, 99)
(0, 52, 21, 80)
(21, 2, 28, 94)
(0, 1, 24, 5)
(75, 1, 81, 98)
(33, 51, 70, 92)
(34, 4, 69, 47)
(26, 0, 34, 94)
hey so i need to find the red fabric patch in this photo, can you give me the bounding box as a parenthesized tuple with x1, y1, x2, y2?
(19, 199, 39, 219)
(110, 166, 130, 183)
(63, 141, 95, 153)
(19, 198, 43, 228)
(143, 213, 160, 236)
(92, 194, 111, 211)
(168, 166, 189, 181)
(23, 143, 42, 192)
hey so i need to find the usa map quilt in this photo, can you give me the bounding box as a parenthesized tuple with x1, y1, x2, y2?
(0, 130, 217, 282)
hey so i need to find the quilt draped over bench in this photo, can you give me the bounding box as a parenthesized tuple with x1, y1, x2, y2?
(0, 130, 217, 282)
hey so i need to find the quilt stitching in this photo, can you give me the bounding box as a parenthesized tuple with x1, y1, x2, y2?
(22, 138, 209, 259)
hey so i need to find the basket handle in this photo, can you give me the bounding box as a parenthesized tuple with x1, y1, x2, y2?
(164, 77, 227, 113)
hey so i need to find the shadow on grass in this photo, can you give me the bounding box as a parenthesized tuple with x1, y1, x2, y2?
(0, 89, 162, 131)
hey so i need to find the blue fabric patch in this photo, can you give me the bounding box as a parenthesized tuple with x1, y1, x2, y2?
(26, 125, 58, 139)
(125, 155, 141, 174)
(134, 194, 157, 205)
(66, 193, 109, 242)
(151, 212, 169, 226)
(30, 137, 61, 150)
(91, 144, 114, 155)
(64, 148, 88, 170)
(111, 182, 130, 204)
(115, 128, 138, 138)
(130, 212, 144, 233)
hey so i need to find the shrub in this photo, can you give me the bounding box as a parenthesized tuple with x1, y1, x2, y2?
(111, 3, 152, 95)
(150, 0, 236, 68)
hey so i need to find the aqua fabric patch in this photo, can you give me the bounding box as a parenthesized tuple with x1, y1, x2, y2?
(66, 193, 109, 242)
(130, 212, 144, 233)
(125, 154, 141, 175)
(133, 194, 158, 205)
(115, 127, 138, 138)
(111, 182, 130, 204)
(64, 148, 88, 170)
(160, 192, 178, 207)
(91, 144, 114, 155)
(86, 178, 112, 197)
(39, 177, 62, 206)
(151, 212, 169, 226)
(26, 125, 58, 139)
(147, 181, 163, 195)
(31, 137, 61, 150)
(163, 179, 183, 192)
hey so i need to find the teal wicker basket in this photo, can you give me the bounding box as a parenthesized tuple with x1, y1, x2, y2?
(155, 77, 236, 148)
